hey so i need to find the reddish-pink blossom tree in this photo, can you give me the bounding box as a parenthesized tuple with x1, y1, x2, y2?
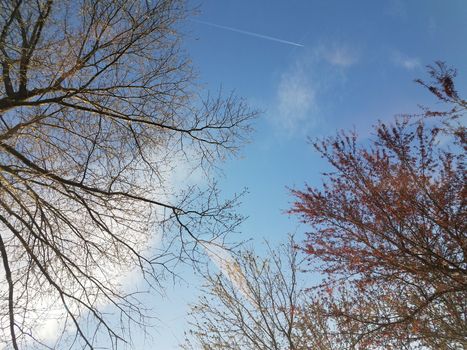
(291, 63, 466, 349)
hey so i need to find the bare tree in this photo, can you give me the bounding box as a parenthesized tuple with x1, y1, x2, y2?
(182, 238, 365, 350)
(0, 0, 255, 348)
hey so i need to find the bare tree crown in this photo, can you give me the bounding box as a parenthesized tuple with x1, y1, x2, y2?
(0, 0, 255, 348)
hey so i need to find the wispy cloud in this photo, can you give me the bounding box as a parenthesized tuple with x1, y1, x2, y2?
(271, 43, 358, 137)
(392, 51, 421, 70)
(273, 58, 318, 136)
(384, 0, 408, 19)
(320, 44, 359, 67)
(202, 241, 256, 306)
(193, 19, 304, 48)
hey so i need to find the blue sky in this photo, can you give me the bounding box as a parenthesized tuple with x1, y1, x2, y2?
(140, 1, 467, 348)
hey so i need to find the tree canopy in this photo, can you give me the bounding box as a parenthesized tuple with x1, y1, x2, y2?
(291, 62, 466, 349)
(183, 238, 363, 350)
(0, 0, 254, 348)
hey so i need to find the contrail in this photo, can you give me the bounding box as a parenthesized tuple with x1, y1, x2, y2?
(192, 19, 304, 48)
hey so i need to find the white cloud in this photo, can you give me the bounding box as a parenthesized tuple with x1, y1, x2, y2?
(393, 51, 421, 70)
(273, 58, 318, 136)
(272, 43, 358, 137)
(202, 241, 256, 307)
(320, 44, 359, 67)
